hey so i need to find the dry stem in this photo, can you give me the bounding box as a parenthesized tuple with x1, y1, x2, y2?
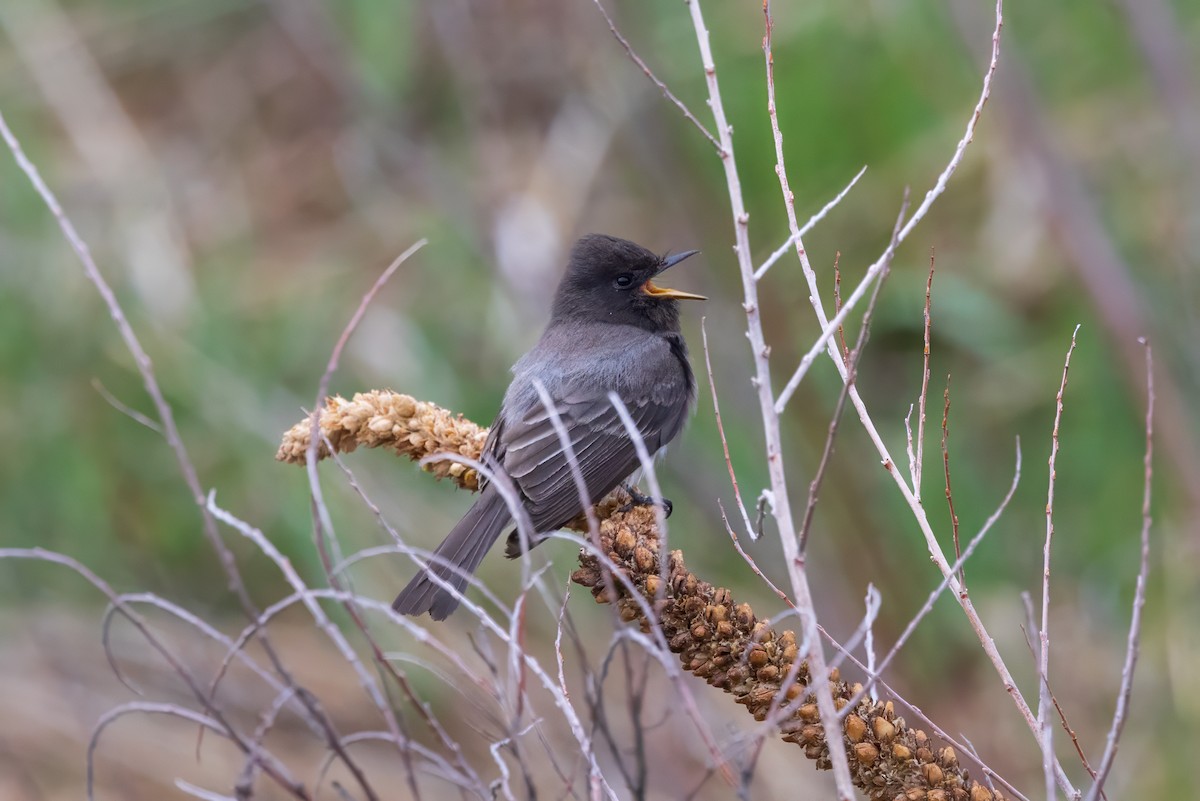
(281, 396, 1008, 801)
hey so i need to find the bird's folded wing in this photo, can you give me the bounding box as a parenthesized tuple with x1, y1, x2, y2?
(502, 382, 688, 531)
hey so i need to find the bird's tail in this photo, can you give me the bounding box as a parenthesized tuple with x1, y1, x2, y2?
(392, 488, 512, 620)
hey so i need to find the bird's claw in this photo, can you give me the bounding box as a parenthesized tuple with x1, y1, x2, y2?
(619, 483, 673, 518)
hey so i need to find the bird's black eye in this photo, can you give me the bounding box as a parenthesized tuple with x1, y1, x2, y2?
(614, 273, 634, 289)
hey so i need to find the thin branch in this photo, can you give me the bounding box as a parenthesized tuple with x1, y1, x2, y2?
(755, 3, 1073, 789)
(303, 240, 427, 801)
(754, 166, 867, 280)
(770, 0, 1004, 414)
(0, 103, 361, 795)
(0, 548, 311, 800)
(700, 319, 756, 540)
(90, 377, 164, 434)
(915, 253, 935, 495)
(1017, 608, 1103, 796)
(832, 252, 849, 362)
(1039, 325, 1081, 801)
(685, 0, 855, 794)
(589, 0, 720, 151)
(1085, 340, 1154, 801)
(942, 375, 963, 585)
(855, 439, 1022, 705)
(799, 195, 909, 554)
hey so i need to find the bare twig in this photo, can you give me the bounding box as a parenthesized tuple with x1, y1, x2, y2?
(1039, 325, 1081, 801)
(770, 0, 1004, 414)
(941, 375, 963, 584)
(832, 252, 849, 362)
(755, 3, 1074, 788)
(754, 167, 867, 280)
(685, 0, 854, 793)
(303, 240, 428, 801)
(716, 501, 792, 605)
(0, 548, 311, 800)
(700, 319, 756, 541)
(799, 196, 909, 554)
(1085, 341, 1154, 801)
(589, 0, 720, 151)
(0, 103, 373, 796)
(1017, 610, 1103, 795)
(914, 253, 935, 495)
(90, 377, 164, 434)
(855, 439, 1022, 705)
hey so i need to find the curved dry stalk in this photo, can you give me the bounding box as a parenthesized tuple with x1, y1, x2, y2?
(277, 390, 488, 487)
(281, 396, 1009, 801)
(572, 504, 1003, 801)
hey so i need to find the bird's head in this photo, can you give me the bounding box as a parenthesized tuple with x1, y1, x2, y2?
(551, 233, 704, 330)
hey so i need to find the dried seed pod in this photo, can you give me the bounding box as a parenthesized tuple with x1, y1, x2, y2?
(854, 742, 880, 764)
(570, 568, 600, 587)
(891, 743, 912, 761)
(940, 747, 958, 767)
(928, 791, 947, 801)
(845, 714, 868, 743)
(614, 529, 636, 555)
(798, 703, 819, 722)
(923, 763, 944, 785)
(800, 724, 824, 746)
(969, 786, 994, 801)
(873, 716, 898, 742)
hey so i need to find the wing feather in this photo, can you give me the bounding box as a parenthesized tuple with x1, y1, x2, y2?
(502, 383, 686, 532)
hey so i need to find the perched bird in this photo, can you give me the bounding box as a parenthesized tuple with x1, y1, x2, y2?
(393, 233, 704, 619)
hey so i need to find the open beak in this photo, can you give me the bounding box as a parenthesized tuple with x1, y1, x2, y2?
(642, 249, 706, 301)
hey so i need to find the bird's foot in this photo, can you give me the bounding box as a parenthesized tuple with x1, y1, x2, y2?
(619, 483, 673, 518)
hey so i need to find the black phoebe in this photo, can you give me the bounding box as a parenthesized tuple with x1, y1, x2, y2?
(393, 233, 704, 619)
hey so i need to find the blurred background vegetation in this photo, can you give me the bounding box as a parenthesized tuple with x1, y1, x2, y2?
(1, 0, 1197, 798)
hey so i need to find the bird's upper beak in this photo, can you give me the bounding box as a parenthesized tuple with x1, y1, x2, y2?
(642, 249, 706, 301)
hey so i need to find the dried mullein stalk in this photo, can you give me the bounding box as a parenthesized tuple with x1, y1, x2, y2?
(276, 390, 488, 489)
(570, 503, 1004, 801)
(278, 394, 1005, 801)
